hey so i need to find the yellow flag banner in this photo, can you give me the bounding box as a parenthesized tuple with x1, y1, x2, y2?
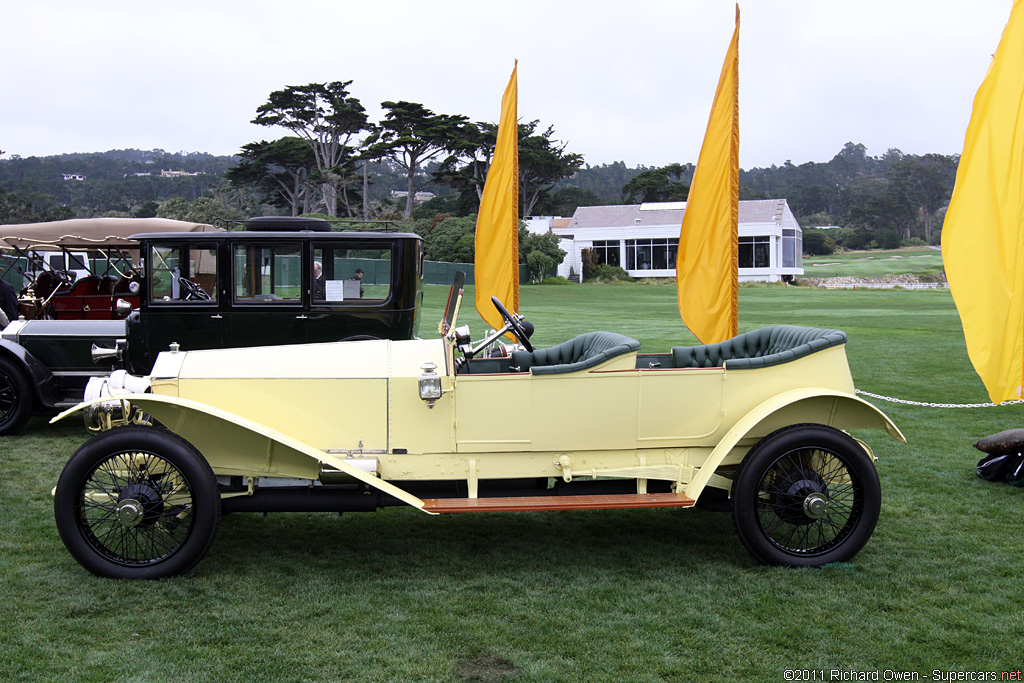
(942, 0, 1024, 404)
(676, 6, 740, 344)
(475, 62, 519, 332)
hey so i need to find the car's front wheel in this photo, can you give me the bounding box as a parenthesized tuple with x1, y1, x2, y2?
(54, 426, 220, 578)
(731, 424, 880, 567)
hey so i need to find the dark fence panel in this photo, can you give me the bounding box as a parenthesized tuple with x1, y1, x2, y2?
(423, 261, 529, 286)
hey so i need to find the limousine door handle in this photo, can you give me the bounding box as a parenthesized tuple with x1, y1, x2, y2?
(295, 314, 308, 320)
(210, 314, 223, 319)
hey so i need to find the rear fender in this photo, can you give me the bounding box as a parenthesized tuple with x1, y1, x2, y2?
(52, 393, 430, 513)
(684, 388, 905, 501)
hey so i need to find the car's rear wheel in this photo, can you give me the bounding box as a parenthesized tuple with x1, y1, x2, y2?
(54, 426, 220, 578)
(731, 424, 880, 567)
(0, 355, 33, 436)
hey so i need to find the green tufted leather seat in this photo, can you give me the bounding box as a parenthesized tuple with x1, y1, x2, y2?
(511, 331, 641, 375)
(670, 325, 847, 369)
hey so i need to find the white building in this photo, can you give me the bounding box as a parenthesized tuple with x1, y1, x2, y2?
(523, 216, 571, 235)
(551, 199, 803, 283)
(390, 190, 436, 203)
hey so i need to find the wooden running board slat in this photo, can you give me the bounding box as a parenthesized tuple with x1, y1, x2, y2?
(421, 493, 696, 513)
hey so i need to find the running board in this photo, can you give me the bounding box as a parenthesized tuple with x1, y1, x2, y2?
(421, 493, 696, 513)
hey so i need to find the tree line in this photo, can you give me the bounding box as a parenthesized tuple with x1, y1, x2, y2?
(227, 81, 584, 221)
(741, 142, 958, 252)
(1, 80, 960, 258)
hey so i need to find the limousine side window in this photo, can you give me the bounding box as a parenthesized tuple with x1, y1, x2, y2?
(234, 243, 302, 303)
(312, 243, 392, 303)
(150, 244, 218, 303)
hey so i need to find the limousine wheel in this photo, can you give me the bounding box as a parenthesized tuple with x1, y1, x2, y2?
(54, 427, 220, 579)
(731, 424, 880, 567)
(0, 356, 32, 436)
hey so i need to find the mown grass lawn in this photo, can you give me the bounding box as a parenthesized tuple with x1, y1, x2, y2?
(803, 247, 944, 280)
(2, 282, 1022, 682)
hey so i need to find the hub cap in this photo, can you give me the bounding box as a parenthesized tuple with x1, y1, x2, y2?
(802, 493, 829, 520)
(115, 499, 144, 527)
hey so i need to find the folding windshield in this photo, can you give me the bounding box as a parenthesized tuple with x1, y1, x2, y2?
(441, 271, 466, 334)
(312, 242, 392, 303)
(234, 243, 302, 303)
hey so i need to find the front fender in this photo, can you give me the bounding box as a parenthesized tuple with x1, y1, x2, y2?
(0, 338, 57, 409)
(52, 394, 430, 513)
(684, 388, 905, 500)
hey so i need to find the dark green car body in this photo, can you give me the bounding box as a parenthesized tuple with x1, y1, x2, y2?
(0, 224, 423, 433)
(123, 230, 423, 374)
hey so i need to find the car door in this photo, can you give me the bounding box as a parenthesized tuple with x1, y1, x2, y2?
(454, 372, 534, 453)
(528, 368, 640, 452)
(143, 242, 224, 364)
(636, 367, 725, 445)
(453, 366, 641, 453)
(304, 240, 397, 342)
(227, 241, 307, 348)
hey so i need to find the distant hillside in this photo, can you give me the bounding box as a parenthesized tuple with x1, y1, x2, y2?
(0, 149, 238, 218)
(0, 149, 235, 184)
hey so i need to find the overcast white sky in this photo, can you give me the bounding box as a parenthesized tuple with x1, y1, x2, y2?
(0, 0, 1013, 170)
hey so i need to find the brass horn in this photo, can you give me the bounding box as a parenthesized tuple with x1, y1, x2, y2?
(91, 344, 120, 363)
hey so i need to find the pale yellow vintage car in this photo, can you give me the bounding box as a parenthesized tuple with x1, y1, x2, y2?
(52, 277, 904, 578)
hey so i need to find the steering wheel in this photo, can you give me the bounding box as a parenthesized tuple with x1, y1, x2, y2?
(178, 277, 211, 301)
(491, 296, 533, 352)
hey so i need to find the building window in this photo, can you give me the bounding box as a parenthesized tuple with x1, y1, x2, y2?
(739, 236, 771, 269)
(781, 229, 802, 269)
(625, 239, 677, 270)
(591, 240, 620, 267)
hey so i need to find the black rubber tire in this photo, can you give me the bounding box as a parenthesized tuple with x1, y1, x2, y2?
(0, 355, 33, 436)
(731, 424, 881, 567)
(54, 426, 220, 579)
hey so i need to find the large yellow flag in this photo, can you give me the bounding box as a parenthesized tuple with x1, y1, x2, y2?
(676, 6, 739, 344)
(942, 0, 1024, 404)
(475, 62, 519, 331)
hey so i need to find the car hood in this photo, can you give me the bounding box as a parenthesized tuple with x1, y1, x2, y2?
(149, 337, 448, 382)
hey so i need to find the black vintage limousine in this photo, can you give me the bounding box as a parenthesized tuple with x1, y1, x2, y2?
(0, 217, 423, 435)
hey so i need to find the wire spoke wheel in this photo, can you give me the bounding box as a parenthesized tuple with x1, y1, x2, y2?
(732, 425, 880, 567)
(76, 450, 196, 566)
(754, 448, 859, 555)
(55, 427, 220, 579)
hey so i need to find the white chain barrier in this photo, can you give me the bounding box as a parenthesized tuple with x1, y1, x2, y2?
(855, 389, 1024, 409)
